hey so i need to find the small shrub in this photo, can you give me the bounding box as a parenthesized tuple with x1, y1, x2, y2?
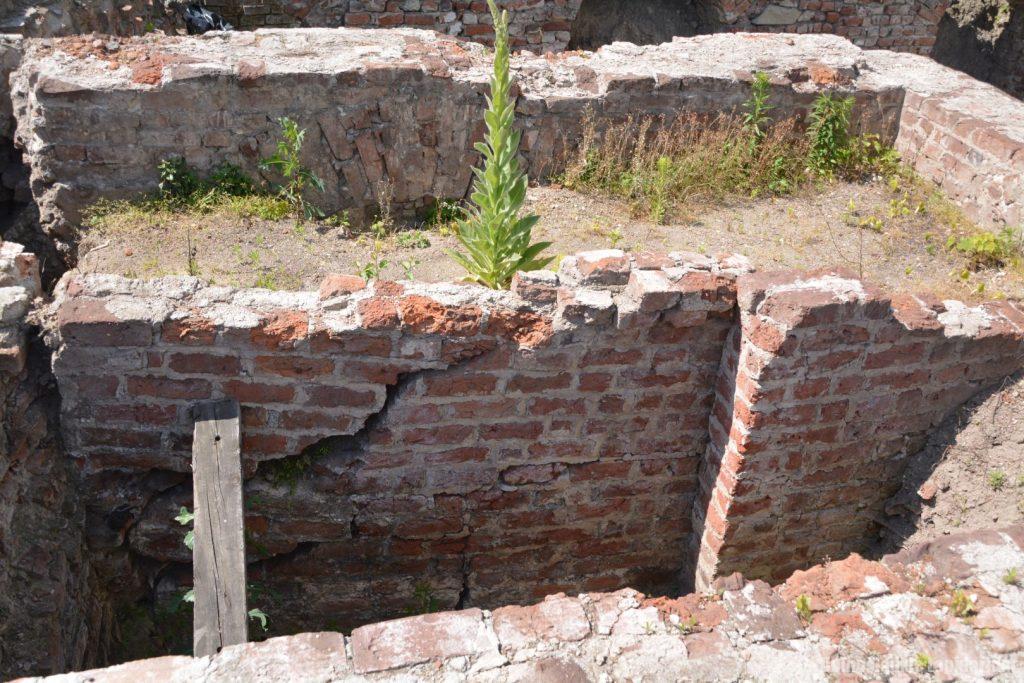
(806, 92, 854, 178)
(916, 652, 932, 673)
(158, 156, 201, 199)
(447, 0, 553, 289)
(209, 161, 256, 196)
(989, 470, 1008, 490)
(259, 116, 325, 219)
(947, 226, 1022, 270)
(397, 230, 431, 249)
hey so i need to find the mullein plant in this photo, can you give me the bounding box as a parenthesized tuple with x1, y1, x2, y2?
(447, 0, 553, 289)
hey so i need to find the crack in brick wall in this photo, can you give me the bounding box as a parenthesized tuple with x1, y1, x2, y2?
(50, 250, 744, 636)
(46, 246, 1024, 644)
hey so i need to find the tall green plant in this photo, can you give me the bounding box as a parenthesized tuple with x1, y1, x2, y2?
(447, 0, 552, 289)
(742, 72, 774, 147)
(260, 117, 325, 219)
(806, 92, 854, 177)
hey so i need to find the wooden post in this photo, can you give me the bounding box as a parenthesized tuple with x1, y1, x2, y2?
(191, 398, 247, 657)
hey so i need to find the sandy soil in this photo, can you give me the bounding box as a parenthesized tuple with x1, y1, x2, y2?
(78, 181, 1024, 301)
(876, 372, 1024, 555)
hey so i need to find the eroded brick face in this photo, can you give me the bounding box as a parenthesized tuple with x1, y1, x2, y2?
(53, 250, 744, 632)
(50, 250, 1024, 635)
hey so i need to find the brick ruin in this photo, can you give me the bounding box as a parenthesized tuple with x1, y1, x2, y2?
(0, 20, 1023, 683)
(1, 2, 1022, 92)
(20, 525, 1024, 681)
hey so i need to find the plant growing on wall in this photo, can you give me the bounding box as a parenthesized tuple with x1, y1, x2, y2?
(260, 117, 326, 220)
(447, 0, 553, 289)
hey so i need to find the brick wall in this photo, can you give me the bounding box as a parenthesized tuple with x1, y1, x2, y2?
(10, 31, 908, 261)
(0, 242, 102, 679)
(691, 270, 1024, 589)
(43, 525, 1024, 681)
(52, 250, 746, 633)
(719, 1, 949, 54)
(50, 248, 1024, 638)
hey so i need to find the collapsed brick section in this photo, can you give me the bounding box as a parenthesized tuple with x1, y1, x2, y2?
(51, 250, 744, 632)
(28, 524, 1024, 681)
(692, 270, 1024, 588)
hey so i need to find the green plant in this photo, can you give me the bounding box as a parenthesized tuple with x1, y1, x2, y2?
(426, 199, 463, 230)
(795, 594, 813, 622)
(356, 240, 390, 280)
(400, 257, 420, 280)
(916, 652, 932, 673)
(990, 470, 1008, 491)
(409, 582, 442, 615)
(648, 156, 674, 224)
(675, 615, 699, 635)
(950, 588, 976, 618)
(175, 506, 195, 551)
(607, 226, 624, 248)
(397, 230, 431, 249)
(806, 92, 854, 178)
(742, 72, 774, 147)
(209, 162, 256, 197)
(259, 117, 325, 219)
(947, 226, 1022, 270)
(158, 157, 202, 199)
(186, 234, 200, 277)
(1003, 567, 1019, 586)
(447, 0, 553, 289)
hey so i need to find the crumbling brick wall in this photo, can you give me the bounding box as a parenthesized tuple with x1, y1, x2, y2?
(718, 1, 949, 54)
(0, 243, 101, 679)
(9, 31, 908, 263)
(691, 270, 1024, 589)
(49, 247, 1024, 638)
(52, 250, 746, 633)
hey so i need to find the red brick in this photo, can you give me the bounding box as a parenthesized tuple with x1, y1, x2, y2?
(162, 316, 217, 345)
(305, 385, 378, 408)
(255, 355, 334, 378)
(128, 376, 211, 399)
(399, 295, 482, 336)
(506, 373, 571, 393)
(422, 373, 498, 397)
(222, 380, 295, 403)
(168, 352, 241, 376)
(250, 310, 310, 350)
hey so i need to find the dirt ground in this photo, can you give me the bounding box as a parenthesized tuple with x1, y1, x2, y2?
(876, 372, 1024, 555)
(78, 180, 1024, 301)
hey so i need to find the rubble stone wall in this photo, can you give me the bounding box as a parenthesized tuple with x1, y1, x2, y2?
(718, 0, 949, 54)
(49, 248, 1024, 639)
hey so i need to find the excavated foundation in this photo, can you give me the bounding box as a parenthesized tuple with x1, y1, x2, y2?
(0, 24, 1024, 680)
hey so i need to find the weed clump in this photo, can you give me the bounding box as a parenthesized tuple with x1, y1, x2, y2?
(561, 75, 900, 224)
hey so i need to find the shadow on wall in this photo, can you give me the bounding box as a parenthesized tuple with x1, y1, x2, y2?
(567, 0, 721, 50)
(931, 0, 1024, 99)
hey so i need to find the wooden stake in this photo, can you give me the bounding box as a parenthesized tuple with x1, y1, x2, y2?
(191, 398, 247, 657)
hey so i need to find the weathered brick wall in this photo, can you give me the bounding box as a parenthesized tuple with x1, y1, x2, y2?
(51, 250, 746, 634)
(719, 1, 949, 54)
(0, 242, 102, 679)
(10, 31, 909, 261)
(691, 270, 1024, 589)
(48, 247, 1024, 639)
(896, 81, 1024, 227)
